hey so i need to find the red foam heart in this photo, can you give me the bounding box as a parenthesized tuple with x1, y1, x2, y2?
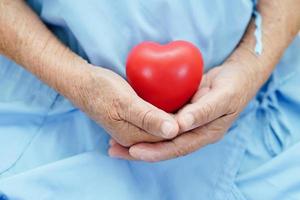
(126, 40, 203, 113)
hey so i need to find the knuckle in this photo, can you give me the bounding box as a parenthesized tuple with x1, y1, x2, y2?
(209, 132, 224, 144)
(109, 121, 136, 147)
(112, 97, 123, 109)
(141, 109, 156, 131)
(174, 147, 187, 158)
(224, 85, 237, 99)
(112, 95, 131, 114)
(230, 98, 244, 114)
(105, 101, 122, 122)
(116, 136, 134, 147)
(190, 129, 209, 148)
(222, 87, 244, 113)
(195, 103, 215, 123)
(115, 121, 160, 147)
(121, 97, 137, 121)
(203, 124, 224, 143)
(171, 141, 189, 158)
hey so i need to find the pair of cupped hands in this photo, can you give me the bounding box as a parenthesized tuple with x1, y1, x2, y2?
(70, 59, 254, 162)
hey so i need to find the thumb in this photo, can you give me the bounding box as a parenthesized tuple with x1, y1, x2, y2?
(176, 89, 229, 132)
(123, 97, 179, 139)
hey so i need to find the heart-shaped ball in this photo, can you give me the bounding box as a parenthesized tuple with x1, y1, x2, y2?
(126, 40, 203, 113)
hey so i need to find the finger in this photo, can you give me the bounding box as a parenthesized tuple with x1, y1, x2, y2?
(109, 139, 117, 146)
(197, 73, 209, 89)
(191, 67, 223, 102)
(190, 86, 211, 103)
(110, 119, 163, 147)
(176, 89, 229, 132)
(108, 142, 137, 160)
(121, 97, 179, 139)
(129, 114, 234, 162)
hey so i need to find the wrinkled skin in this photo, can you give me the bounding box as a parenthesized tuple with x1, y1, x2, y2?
(108, 62, 255, 161)
(108, 0, 300, 162)
(73, 66, 179, 147)
(1, 0, 299, 162)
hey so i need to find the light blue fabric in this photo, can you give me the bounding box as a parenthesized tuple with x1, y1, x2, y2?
(236, 36, 300, 200)
(0, 0, 299, 199)
(252, 0, 263, 55)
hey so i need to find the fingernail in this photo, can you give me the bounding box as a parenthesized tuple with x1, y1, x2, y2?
(108, 148, 120, 158)
(161, 121, 176, 138)
(180, 113, 195, 130)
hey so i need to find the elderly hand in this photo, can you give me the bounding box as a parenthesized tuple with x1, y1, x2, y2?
(1, 0, 299, 162)
(71, 65, 179, 147)
(109, 0, 300, 160)
(0, 0, 179, 149)
(109, 60, 259, 161)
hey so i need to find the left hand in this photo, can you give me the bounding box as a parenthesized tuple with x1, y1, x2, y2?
(109, 60, 260, 161)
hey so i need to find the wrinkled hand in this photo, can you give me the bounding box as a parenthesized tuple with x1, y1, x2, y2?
(69, 65, 179, 147)
(109, 62, 257, 161)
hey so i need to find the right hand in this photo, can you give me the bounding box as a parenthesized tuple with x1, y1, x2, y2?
(66, 64, 179, 147)
(0, 0, 179, 151)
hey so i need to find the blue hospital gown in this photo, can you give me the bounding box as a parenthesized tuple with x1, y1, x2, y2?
(0, 0, 300, 199)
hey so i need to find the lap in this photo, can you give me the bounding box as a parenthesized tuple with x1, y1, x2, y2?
(0, 37, 299, 200)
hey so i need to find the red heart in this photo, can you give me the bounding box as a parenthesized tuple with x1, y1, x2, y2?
(126, 40, 203, 113)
